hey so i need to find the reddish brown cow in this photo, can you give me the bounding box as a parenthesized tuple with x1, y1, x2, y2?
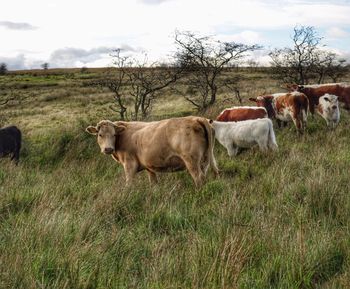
(216, 106, 267, 122)
(287, 83, 350, 113)
(249, 91, 309, 133)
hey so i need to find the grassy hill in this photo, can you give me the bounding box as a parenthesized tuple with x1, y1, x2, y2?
(0, 69, 350, 288)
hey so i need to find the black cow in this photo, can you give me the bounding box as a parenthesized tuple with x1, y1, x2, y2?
(0, 126, 22, 164)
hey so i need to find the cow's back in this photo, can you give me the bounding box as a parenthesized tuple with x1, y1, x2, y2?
(300, 84, 350, 109)
(116, 117, 210, 171)
(216, 107, 267, 121)
(0, 126, 21, 155)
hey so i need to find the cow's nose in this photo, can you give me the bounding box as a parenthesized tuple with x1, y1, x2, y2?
(332, 105, 337, 110)
(104, 147, 114, 154)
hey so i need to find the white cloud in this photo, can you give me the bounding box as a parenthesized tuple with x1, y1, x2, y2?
(326, 27, 349, 39)
(0, 0, 350, 69)
(140, 0, 173, 4)
(217, 31, 263, 45)
(0, 54, 26, 70)
(48, 46, 136, 68)
(0, 21, 37, 30)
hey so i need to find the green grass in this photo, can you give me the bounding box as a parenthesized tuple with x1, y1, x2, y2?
(0, 70, 350, 288)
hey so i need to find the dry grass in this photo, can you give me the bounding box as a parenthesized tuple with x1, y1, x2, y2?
(0, 69, 350, 288)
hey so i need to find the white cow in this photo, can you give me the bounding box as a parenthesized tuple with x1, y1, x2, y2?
(317, 94, 340, 129)
(210, 119, 278, 157)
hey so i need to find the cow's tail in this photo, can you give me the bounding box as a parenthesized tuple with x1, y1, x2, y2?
(300, 95, 309, 130)
(295, 94, 309, 132)
(198, 118, 219, 176)
(267, 119, 278, 151)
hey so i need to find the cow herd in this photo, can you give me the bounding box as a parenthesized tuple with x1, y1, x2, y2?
(1, 82, 349, 188)
(85, 83, 349, 188)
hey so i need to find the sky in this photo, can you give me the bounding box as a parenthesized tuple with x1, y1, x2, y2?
(1, 0, 350, 70)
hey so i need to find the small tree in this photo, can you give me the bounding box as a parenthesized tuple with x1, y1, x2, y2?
(174, 30, 261, 111)
(80, 66, 88, 74)
(246, 59, 260, 72)
(41, 62, 49, 70)
(326, 59, 348, 83)
(0, 63, 7, 75)
(269, 25, 346, 85)
(89, 49, 183, 120)
(312, 52, 348, 83)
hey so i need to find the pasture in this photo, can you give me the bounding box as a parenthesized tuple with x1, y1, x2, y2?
(0, 69, 350, 288)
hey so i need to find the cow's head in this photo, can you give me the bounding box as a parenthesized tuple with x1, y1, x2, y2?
(249, 96, 275, 118)
(86, 120, 125, 154)
(321, 94, 339, 110)
(285, 83, 300, 91)
(318, 94, 340, 128)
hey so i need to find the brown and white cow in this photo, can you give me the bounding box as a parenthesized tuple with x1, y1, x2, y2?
(287, 83, 350, 113)
(317, 94, 340, 129)
(249, 91, 309, 133)
(216, 106, 267, 122)
(86, 117, 219, 187)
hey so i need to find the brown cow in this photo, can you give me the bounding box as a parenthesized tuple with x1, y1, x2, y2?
(249, 92, 309, 133)
(86, 117, 219, 187)
(287, 83, 350, 113)
(216, 106, 267, 122)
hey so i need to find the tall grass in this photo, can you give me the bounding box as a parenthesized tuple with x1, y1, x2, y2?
(1, 70, 350, 288)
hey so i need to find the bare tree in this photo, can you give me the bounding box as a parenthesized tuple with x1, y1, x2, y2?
(326, 59, 348, 82)
(89, 49, 183, 120)
(246, 59, 260, 72)
(174, 31, 261, 111)
(41, 62, 49, 70)
(0, 63, 7, 75)
(312, 51, 348, 83)
(269, 25, 346, 85)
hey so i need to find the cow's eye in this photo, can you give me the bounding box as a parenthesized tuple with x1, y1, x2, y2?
(98, 134, 102, 137)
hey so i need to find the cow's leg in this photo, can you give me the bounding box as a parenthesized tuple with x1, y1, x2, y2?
(11, 150, 20, 165)
(123, 161, 138, 186)
(257, 138, 268, 152)
(147, 170, 158, 184)
(292, 114, 303, 134)
(309, 103, 316, 115)
(183, 156, 205, 188)
(226, 143, 238, 157)
(276, 119, 282, 128)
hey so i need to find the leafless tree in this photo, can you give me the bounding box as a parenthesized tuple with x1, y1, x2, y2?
(0, 63, 7, 75)
(174, 30, 261, 111)
(326, 59, 348, 82)
(312, 51, 348, 83)
(269, 25, 347, 85)
(89, 49, 183, 120)
(246, 59, 260, 72)
(41, 62, 49, 70)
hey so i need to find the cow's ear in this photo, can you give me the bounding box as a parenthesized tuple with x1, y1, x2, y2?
(249, 97, 257, 102)
(86, 126, 98, 135)
(114, 123, 126, 134)
(285, 83, 293, 90)
(287, 83, 299, 91)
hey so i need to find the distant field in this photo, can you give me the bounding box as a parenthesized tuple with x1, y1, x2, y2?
(0, 69, 350, 288)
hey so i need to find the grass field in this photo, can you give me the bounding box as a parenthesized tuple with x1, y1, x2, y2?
(0, 69, 350, 288)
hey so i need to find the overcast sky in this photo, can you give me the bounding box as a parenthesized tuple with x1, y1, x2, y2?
(1, 0, 350, 70)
